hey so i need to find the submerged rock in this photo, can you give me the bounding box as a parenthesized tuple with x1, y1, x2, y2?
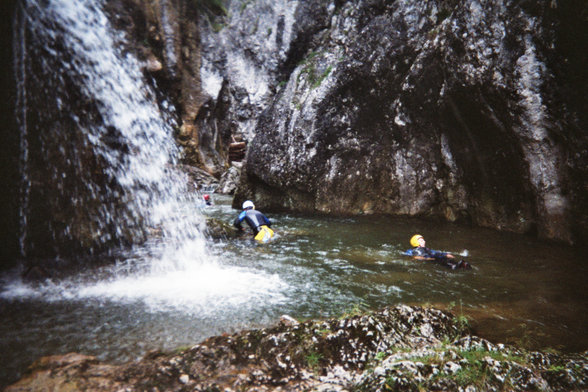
(203, 217, 243, 240)
(6, 305, 587, 391)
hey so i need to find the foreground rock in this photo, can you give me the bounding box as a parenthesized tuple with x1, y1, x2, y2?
(6, 305, 587, 391)
(203, 217, 245, 240)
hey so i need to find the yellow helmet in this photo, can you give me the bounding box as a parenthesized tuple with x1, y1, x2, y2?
(410, 234, 423, 247)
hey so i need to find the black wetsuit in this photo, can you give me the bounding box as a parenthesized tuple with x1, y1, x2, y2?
(234, 209, 271, 235)
(405, 247, 471, 269)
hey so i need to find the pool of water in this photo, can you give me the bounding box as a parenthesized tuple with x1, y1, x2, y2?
(1, 195, 586, 388)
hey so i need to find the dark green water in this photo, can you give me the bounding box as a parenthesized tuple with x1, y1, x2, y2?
(206, 196, 587, 352)
(0, 195, 586, 388)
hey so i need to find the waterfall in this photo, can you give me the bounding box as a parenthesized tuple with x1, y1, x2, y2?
(14, 1, 29, 258)
(5, 0, 287, 314)
(16, 0, 207, 267)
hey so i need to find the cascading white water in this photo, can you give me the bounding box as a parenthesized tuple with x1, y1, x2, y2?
(13, 2, 29, 258)
(16, 0, 204, 266)
(5, 0, 287, 313)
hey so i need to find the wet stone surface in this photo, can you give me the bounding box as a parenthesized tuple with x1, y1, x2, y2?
(6, 305, 587, 391)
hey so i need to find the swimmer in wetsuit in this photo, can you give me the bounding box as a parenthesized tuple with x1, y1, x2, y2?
(233, 200, 274, 243)
(404, 234, 471, 270)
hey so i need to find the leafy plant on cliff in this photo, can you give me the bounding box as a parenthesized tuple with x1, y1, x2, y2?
(193, 0, 228, 32)
(312, 65, 333, 88)
(192, 0, 228, 16)
(297, 51, 333, 89)
(451, 348, 525, 389)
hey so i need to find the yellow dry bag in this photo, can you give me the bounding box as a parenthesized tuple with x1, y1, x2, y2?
(254, 225, 275, 243)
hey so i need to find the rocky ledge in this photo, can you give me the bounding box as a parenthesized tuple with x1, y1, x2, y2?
(5, 305, 587, 392)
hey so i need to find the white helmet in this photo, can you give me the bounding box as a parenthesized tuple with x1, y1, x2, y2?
(242, 200, 255, 210)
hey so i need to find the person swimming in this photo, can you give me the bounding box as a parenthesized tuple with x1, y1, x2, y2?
(233, 200, 274, 243)
(404, 234, 471, 270)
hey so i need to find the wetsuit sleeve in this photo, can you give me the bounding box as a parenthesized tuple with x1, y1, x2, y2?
(263, 215, 271, 227)
(403, 249, 415, 256)
(428, 249, 448, 259)
(233, 211, 246, 229)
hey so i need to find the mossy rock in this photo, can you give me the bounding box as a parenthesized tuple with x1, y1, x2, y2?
(203, 217, 244, 240)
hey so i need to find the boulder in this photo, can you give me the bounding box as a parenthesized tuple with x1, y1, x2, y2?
(216, 162, 242, 195)
(202, 0, 588, 244)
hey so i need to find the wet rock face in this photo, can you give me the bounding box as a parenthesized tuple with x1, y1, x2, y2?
(0, 0, 20, 268)
(220, 0, 588, 243)
(104, 0, 214, 170)
(6, 305, 587, 391)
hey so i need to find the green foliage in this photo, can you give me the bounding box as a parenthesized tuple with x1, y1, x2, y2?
(414, 354, 444, 366)
(298, 51, 321, 65)
(390, 346, 414, 354)
(210, 21, 226, 33)
(192, 0, 228, 16)
(512, 322, 537, 350)
(383, 375, 424, 392)
(361, 342, 536, 391)
(454, 314, 469, 330)
(192, 0, 228, 32)
(441, 336, 453, 346)
(454, 366, 491, 388)
(458, 347, 525, 365)
(437, 347, 526, 388)
(384, 375, 397, 389)
(340, 301, 370, 319)
(542, 347, 561, 355)
(450, 300, 470, 334)
(547, 364, 566, 372)
(306, 351, 323, 371)
(374, 351, 387, 361)
(312, 65, 333, 88)
(174, 345, 191, 353)
(297, 51, 333, 89)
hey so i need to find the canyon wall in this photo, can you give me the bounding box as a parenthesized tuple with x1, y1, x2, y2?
(202, 0, 587, 244)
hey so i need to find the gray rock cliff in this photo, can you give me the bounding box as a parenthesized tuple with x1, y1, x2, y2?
(202, 0, 587, 244)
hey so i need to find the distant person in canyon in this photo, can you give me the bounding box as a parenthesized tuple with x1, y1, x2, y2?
(203, 194, 213, 206)
(404, 234, 471, 269)
(233, 200, 274, 243)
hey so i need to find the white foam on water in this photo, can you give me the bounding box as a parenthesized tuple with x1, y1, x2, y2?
(1, 250, 288, 316)
(77, 264, 287, 314)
